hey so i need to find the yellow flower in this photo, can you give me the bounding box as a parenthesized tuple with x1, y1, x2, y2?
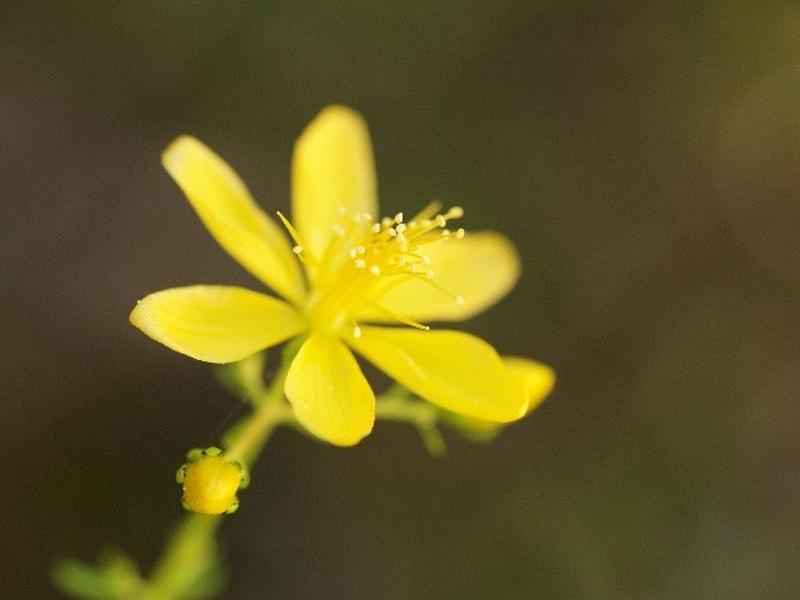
(131, 105, 546, 446)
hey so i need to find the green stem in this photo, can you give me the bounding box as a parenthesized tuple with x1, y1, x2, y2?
(375, 395, 446, 455)
(375, 395, 439, 425)
(137, 357, 293, 600)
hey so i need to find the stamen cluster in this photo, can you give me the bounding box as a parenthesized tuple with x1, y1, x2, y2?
(281, 203, 467, 336)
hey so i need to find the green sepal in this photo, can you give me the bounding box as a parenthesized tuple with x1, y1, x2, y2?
(439, 410, 504, 443)
(213, 351, 266, 404)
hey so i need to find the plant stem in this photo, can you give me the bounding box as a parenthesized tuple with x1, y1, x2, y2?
(137, 358, 293, 600)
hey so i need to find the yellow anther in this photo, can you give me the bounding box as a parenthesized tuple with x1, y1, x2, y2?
(455, 228, 465, 239)
(292, 245, 304, 254)
(369, 265, 382, 276)
(446, 206, 464, 219)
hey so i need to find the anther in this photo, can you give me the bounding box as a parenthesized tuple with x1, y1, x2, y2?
(355, 258, 366, 269)
(371, 222, 381, 233)
(353, 325, 362, 338)
(395, 212, 404, 223)
(446, 206, 464, 219)
(455, 228, 465, 239)
(369, 265, 382, 276)
(435, 215, 447, 227)
(396, 223, 407, 233)
(292, 245, 304, 254)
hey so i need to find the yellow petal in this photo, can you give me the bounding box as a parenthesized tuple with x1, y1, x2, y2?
(285, 334, 375, 446)
(504, 356, 555, 413)
(348, 327, 528, 422)
(358, 232, 520, 323)
(162, 136, 305, 303)
(130, 285, 306, 363)
(291, 105, 378, 259)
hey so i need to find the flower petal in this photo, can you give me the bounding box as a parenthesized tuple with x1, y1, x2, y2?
(285, 334, 375, 446)
(348, 327, 528, 422)
(130, 285, 306, 363)
(358, 232, 520, 323)
(504, 356, 555, 413)
(162, 136, 305, 303)
(291, 105, 378, 259)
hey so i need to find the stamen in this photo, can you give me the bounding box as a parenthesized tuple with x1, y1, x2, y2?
(369, 303, 430, 331)
(455, 228, 465, 239)
(369, 265, 382, 276)
(277, 211, 318, 265)
(276, 212, 304, 247)
(445, 206, 464, 219)
(410, 201, 442, 223)
(414, 273, 465, 306)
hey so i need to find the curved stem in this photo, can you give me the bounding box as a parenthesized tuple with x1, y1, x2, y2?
(137, 356, 294, 600)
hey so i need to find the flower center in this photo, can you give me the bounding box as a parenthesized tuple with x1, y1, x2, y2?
(279, 202, 466, 336)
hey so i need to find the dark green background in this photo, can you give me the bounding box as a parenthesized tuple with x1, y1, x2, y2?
(3, 2, 800, 598)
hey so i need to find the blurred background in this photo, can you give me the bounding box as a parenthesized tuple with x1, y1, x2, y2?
(3, 2, 800, 598)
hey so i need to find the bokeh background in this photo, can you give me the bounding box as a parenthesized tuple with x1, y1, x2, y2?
(3, 2, 800, 598)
